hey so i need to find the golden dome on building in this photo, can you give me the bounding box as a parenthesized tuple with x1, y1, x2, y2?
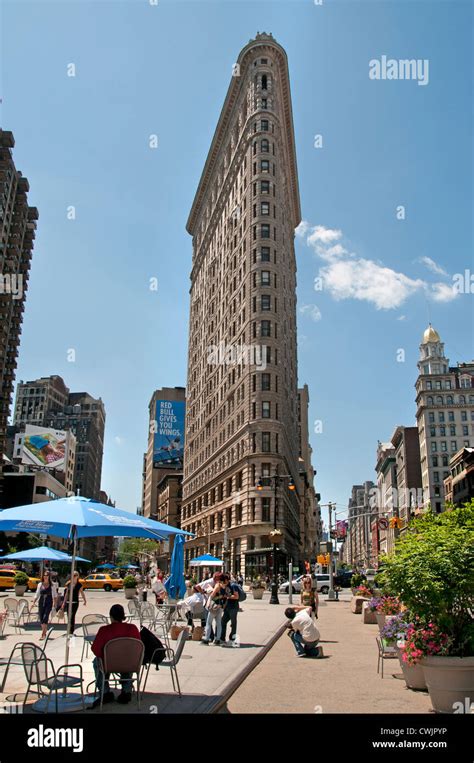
(422, 324, 441, 344)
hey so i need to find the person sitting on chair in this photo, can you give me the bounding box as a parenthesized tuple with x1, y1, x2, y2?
(89, 604, 140, 707)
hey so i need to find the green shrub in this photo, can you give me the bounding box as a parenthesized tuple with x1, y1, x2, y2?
(350, 573, 366, 588)
(123, 575, 137, 589)
(14, 571, 29, 586)
(381, 501, 474, 657)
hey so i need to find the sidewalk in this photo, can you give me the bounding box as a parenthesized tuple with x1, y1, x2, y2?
(0, 590, 289, 714)
(223, 595, 433, 714)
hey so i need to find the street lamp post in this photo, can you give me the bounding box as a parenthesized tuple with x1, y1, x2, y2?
(258, 467, 295, 606)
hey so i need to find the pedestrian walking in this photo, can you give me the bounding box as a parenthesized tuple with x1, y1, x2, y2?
(61, 571, 87, 633)
(285, 606, 321, 658)
(202, 573, 227, 645)
(33, 571, 58, 640)
(221, 573, 240, 643)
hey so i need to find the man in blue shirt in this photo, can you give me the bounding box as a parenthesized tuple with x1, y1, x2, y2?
(220, 573, 240, 644)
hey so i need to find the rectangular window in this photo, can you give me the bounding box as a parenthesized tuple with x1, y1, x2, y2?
(448, 412, 455, 422)
(261, 270, 271, 286)
(261, 373, 271, 391)
(441, 442, 447, 452)
(262, 401, 270, 418)
(261, 180, 270, 193)
(431, 442, 437, 452)
(261, 119, 269, 131)
(261, 224, 270, 238)
(261, 320, 271, 337)
(261, 160, 270, 172)
(428, 412, 435, 423)
(261, 246, 270, 262)
(261, 202, 270, 215)
(439, 412, 445, 422)
(262, 432, 271, 452)
(261, 295, 271, 310)
(433, 471, 439, 483)
(451, 441, 457, 452)
(262, 498, 271, 522)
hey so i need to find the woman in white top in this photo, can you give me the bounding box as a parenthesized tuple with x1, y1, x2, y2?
(33, 571, 58, 640)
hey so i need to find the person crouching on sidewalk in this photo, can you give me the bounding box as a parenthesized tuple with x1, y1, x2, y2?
(285, 606, 321, 658)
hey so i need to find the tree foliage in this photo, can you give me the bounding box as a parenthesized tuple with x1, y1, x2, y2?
(379, 501, 474, 656)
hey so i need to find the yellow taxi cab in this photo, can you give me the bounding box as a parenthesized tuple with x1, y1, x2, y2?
(79, 574, 123, 592)
(0, 569, 41, 591)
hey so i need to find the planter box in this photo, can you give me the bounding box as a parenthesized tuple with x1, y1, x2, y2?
(14, 585, 27, 597)
(362, 602, 378, 624)
(396, 648, 427, 691)
(350, 596, 369, 614)
(422, 656, 474, 714)
(124, 588, 137, 599)
(252, 589, 264, 600)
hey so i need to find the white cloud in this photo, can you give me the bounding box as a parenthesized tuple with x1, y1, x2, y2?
(299, 304, 322, 322)
(295, 220, 310, 237)
(307, 225, 342, 246)
(320, 259, 425, 310)
(397, 315, 407, 321)
(430, 282, 459, 303)
(114, 436, 124, 446)
(299, 221, 459, 311)
(418, 256, 448, 277)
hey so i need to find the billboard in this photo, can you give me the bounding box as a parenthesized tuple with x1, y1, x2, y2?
(19, 425, 69, 471)
(153, 399, 185, 468)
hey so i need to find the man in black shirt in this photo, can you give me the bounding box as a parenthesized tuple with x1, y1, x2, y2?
(221, 573, 240, 644)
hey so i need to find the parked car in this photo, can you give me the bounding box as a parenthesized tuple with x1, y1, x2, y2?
(0, 569, 41, 592)
(278, 574, 331, 595)
(79, 574, 123, 592)
(364, 568, 377, 583)
(334, 570, 353, 587)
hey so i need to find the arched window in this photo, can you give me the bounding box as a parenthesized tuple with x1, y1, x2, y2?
(436, 396, 443, 405)
(427, 396, 434, 406)
(446, 395, 453, 405)
(261, 74, 268, 90)
(459, 395, 466, 405)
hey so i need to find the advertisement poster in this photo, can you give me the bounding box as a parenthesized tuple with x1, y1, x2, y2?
(153, 400, 185, 468)
(21, 425, 68, 471)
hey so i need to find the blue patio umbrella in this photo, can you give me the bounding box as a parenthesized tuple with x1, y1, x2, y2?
(0, 546, 90, 563)
(96, 563, 116, 569)
(164, 534, 186, 600)
(124, 564, 139, 569)
(0, 495, 192, 669)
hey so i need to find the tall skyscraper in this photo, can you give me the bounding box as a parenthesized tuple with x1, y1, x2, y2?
(416, 324, 474, 512)
(0, 130, 38, 505)
(13, 376, 105, 501)
(142, 386, 185, 520)
(181, 33, 303, 578)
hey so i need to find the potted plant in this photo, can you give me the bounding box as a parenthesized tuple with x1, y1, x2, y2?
(380, 502, 474, 713)
(123, 574, 138, 599)
(350, 573, 366, 595)
(14, 571, 29, 597)
(375, 595, 401, 631)
(362, 596, 381, 624)
(251, 577, 266, 600)
(350, 583, 373, 614)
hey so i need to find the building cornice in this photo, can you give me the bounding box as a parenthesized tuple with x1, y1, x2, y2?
(186, 34, 301, 236)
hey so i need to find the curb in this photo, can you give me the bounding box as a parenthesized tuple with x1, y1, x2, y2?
(193, 620, 288, 714)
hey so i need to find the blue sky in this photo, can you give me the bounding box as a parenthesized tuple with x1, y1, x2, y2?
(2, 0, 473, 531)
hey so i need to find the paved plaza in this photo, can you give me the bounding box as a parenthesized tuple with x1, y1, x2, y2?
(224, 594, 433, 714)
(0, 590, 434, 715)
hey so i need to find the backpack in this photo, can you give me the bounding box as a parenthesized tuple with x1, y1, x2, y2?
(140, 626, 166, 668)
(235, 585, 247, 603)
